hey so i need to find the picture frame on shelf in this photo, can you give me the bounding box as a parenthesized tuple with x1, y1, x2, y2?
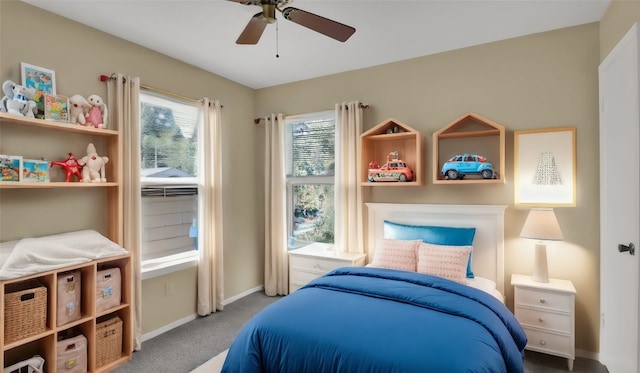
(514, 127, 576, 207)
(0, 155, 23, 182)
(44, 94, 69, 123)
(21, 62, 56, 94)
(21, 62, 56, 120)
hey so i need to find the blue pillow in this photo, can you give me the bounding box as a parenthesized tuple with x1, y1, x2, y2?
(383, 220, 477, 278)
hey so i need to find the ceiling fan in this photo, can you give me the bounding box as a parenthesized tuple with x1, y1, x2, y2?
(228, 0, 356, 45)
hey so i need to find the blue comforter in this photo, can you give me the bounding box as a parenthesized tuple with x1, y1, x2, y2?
(222, 267, 527, 373)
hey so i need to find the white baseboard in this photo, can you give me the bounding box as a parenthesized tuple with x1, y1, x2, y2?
(142, 314, 198, 342)
(142, 285, 265, 342)
(223, 285, 264, 306)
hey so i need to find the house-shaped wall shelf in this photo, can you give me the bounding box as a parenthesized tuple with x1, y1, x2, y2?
(433, 112, 505, 184)
(361, 118, 424, 186)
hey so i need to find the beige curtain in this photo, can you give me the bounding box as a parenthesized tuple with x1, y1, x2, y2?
(334, 102, 364, 254)
(264, 113, 288, 296)
(107, 74, 142, 350)
(197, 99, 225, 315)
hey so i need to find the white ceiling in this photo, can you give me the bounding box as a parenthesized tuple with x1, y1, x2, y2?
(22, 0, 610, 89)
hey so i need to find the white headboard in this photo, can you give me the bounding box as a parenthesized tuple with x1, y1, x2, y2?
(366, 203, 507, 293)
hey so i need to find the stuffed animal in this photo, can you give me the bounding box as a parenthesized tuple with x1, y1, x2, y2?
(68, 94, 90, 125)
(0, 80, 37, 117)
(84, 94, 108, 128)
(78, 143, 109, 182)
(50, 153, 83, 182)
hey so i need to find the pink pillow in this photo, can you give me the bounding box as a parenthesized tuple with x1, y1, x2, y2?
(416, 243, 472, 284)
(368, 237, 419, 272)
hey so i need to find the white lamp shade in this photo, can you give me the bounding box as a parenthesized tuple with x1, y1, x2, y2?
(520, 208, 564, 241)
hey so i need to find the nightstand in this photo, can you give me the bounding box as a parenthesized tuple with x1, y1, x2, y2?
(288, 243, 366, 293)
(511, 274, 576, 371)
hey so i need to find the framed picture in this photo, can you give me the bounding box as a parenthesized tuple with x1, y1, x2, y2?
(21, 63, 56, 95)
(44, 94, 69, 123)
(514, 127, 576, 207)
(21, 63, 56, 119)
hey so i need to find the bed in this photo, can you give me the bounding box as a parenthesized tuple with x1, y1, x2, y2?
(222, 204, 527, 373)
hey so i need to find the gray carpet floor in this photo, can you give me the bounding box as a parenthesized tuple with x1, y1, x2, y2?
(112, 292, 280, 373)
(113, 291, 609, 373)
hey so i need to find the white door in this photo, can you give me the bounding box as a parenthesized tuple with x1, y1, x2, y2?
(599, 22, 640, 373)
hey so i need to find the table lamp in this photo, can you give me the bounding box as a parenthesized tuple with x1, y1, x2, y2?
(520, 208, 564, 283)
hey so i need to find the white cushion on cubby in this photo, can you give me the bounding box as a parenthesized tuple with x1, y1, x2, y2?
(0, 230, 127, 280)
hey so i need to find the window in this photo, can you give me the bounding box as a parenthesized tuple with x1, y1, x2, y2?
(139, 89, 199, 270)
(285, 111, 335, 248)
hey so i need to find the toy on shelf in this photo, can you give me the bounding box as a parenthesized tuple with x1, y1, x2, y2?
(367, 151, 414, 182)
(84, 94, 108, 128)
(0, 80, 37, 117)
(68, 94, 90, 125)
(440, 153, 496, 180)
(79, 143, 109, 183)
(50, 153, 83, 182)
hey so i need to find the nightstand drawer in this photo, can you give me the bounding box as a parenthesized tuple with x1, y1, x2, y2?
(290, 268, 323, 287)
(289, 245, 366, 293)
(289, 256, 349, 273)
(516, 287, 573, 311)
(515, 307, 572, 333)
(524, 327, 573, 357)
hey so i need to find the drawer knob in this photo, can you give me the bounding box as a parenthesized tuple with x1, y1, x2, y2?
(539, 340, 547, 346)
(539, 298, 546, 304)
(538, 317, 544, 323)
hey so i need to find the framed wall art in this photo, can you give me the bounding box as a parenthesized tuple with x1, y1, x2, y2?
(44, 94, 69, 123)
(514, 127, 576, 207)
(21, 62, 56, 95)
(21, 63, 56, 119)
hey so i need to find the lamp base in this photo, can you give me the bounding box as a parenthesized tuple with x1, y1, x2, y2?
(532, 243, 549, 283)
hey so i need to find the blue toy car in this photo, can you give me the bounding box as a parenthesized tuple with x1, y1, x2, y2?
(441, 154, 495, 180)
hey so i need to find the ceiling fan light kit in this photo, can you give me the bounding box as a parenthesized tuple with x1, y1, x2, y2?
(229, 0, 356, 45)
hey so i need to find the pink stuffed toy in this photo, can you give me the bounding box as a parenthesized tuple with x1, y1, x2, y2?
(84, 94, 108, 129)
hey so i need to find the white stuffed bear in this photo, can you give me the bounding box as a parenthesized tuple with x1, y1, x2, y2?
(78, 143, 109, 182)
(0, 80, 37, 117)
(85, 94, 108, 129)
(68, 94, 90, 125)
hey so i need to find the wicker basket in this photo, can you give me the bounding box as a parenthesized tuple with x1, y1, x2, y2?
(95, 316, 122, 368)
(4, 280, 47, 343)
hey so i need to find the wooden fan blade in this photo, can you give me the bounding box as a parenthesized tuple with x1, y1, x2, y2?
(236, 13, 268, 44)
(281, 7, 355, 42)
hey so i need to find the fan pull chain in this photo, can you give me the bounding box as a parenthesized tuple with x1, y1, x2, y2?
(275, 19, 280, 58)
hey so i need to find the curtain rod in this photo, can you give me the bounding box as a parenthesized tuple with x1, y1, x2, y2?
(140, 84, 200, 104)
(253, 103, 369, 124)
(100, 73, 220, 106)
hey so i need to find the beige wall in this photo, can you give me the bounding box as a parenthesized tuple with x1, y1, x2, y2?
(141, 267, 197, 333)
(600, 0, 640, 61)
(0, 1, 264, 333)
(256, 24, 602, 353)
